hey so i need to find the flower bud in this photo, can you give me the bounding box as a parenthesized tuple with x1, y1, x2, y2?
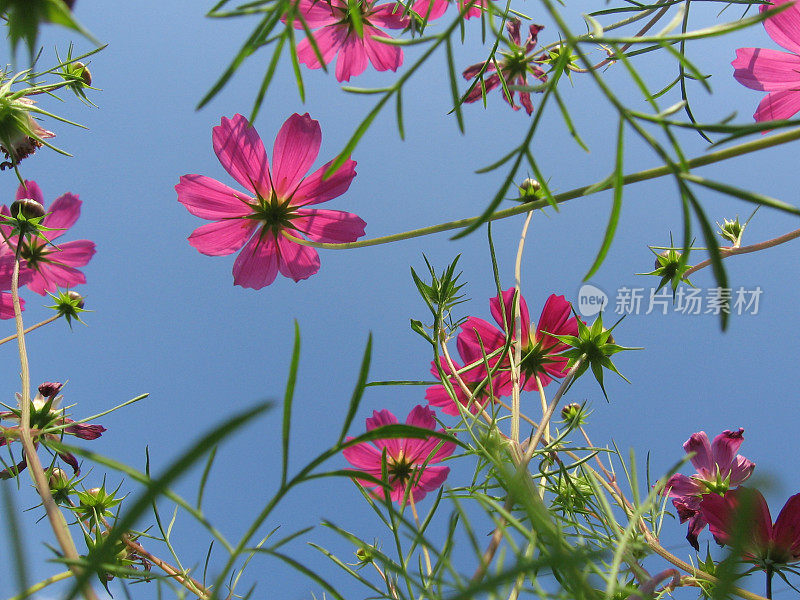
(717, 217, 745, 247)
(518, 178, 541, 201)
(69, 62, 92, 86)
(560, 402, 587, 427)
(65, 290, 85, 309)
(38, 381, 63, 398)
(10, 198, 45, 219)
(48, 467, 69, 488)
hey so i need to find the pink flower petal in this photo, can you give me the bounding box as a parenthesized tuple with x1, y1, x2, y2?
(711, 428, 744, 471)
(683, 432, 714, 476)
(412, 0, 448, 20)
(369, 2, 411, 28)
(42, 193, 81, 241)
(490, 288, 531, 344)
(335, 32, 369, 82)
(16, 180, 43, 204)
(753, 88, 800, 121)
(297, 25, 347, 69)
(189, 219, 257, 256)
(272, 113, 321, 198)
(665, 473, 704, 498)
(464, 74, 501, 102)
(732, 47, 800, 91)
(0, 292, 22, 319)
(342, 439, 384, 469)
(232, 231, 280, 289)
(537, 294, 579, 351)
(763, 0, 800, 55)
(26, 263, 86, 295)
(176, 175, 254, 219)
(47, 240, 96, 267)
(292, 158, 357, 207)
(289, 0, 342, 28)
(773, 493, 800, 558)
(363, 26, 403, 73)
(276, 233, 321, 281)
(213, 114, 272, 198)
(294, 208, 366, 243)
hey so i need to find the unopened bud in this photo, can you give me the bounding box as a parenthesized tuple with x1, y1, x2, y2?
(70, 62, 92, 86)
(520, 178, 540, 192)
(654, 249, 680, 270)
(560, 402, 584, 424)
(10, 198, 45, 219)
(48, 467, 69, 488)
(65, 290, 84, 309)
(38, 381, 63, 398)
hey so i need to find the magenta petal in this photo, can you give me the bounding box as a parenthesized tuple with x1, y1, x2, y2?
(291, 0, 341, 28)
(232, 232, 280, 289)
(763, 0, 800, 55)
(335, 32, 369, 82)
(711, 428, 744, 472)
(405, 404, 437, 430)
(464, 74, 501, 102)
(294, 208, 366, 243)
(0, 292, 22, 319)
(665, 473, 704, 498)
(276, 234, 320, 282)
(16, 180, 43, 204)
(753, 88, 800, 121)
(490, 288, 531, 339)
(213, 114, 272, 198)
(413, 465, 450, 499)
(189, 219, 257, 256)
(272, 114, 321, 198)
(412, 0, 448, 20)
(729, 455, 756, 486)
(292, 158, 357, 207)
(343, 440, 383, 469)
(733, 47, 800, 91)
(683, 432, 714, 476)
(363, 26, 403, 72)
(366, 409, 402, 457)
(48, 240, 96, 268)
(369, 3, 411, 28)
(176, 175, 253, 219)
(297, 25, 347, 69)
(27, 263, 86, 295)
(773, 493, 800, 558)
(458, 317, 506, 362)
(537, 294, 579, 351)
(42, 193, 81, 241)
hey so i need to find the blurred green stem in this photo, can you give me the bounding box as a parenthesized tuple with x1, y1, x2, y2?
(8, 570, 73, 600)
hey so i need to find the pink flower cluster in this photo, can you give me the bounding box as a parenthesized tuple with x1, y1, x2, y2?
(0, 180, 95, 318)
(343, 288, 578, 505)
(667, 428, 800, 570)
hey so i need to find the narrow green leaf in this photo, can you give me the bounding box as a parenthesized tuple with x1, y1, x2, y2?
(281, 321, 302, 487)
(446, 37, 465, 133)
(196, 445, 218, 511)
(337, 334, 373, 445)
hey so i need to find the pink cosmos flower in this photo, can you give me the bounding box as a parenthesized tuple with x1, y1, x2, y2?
(664, 429, 755, 550)
(411, 0, 489, 20)
(343, 405, 456, 503)
(463, 19, 548, 115)
(176, 113, 366, 289)
(732, 0, 800, 122)
(457, 289, 580, 396)
(700, 488, 800, 567)
(1, 180, 95, 295)
(290, 0, 410, 82)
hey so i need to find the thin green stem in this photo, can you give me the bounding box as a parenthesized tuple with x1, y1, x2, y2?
(7, 570, 74, 600)
(0, 314, 60, 347)
(283, 125, 800, 250)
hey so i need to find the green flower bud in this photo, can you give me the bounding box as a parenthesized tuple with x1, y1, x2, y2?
(68, 62, 92, 86)
(717, 217, 745, 247)
(560, 402, 586, 427)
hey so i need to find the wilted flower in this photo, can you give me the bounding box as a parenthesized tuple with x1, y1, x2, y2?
(664, 429, 755, 550)
(0, 96, 54, 168)
(343, 405, 456, 503)
(177, 114, 366, 288)
(462, 19, 548, 114)
(0, 384, 106, 478)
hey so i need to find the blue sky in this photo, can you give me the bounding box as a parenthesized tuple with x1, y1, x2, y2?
(2, 1, 800, 599)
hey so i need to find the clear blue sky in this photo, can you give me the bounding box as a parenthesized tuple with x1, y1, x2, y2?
(2, 1, 800, 598)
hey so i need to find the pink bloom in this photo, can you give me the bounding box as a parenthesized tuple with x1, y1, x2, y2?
(463, 19, 548, 115)
(343, 405, 456, 503)
(290, 0, 410, 82)
(412, 0, 489, 20)
(700, 488, 800, 567)
(664, 429, 755, 550)
(176, 114, 366, 289)
(0, 97, 55, 168)
(458, 289, 579, 396)
(1, 180, 95, 296)
(732, 0, 800, 121)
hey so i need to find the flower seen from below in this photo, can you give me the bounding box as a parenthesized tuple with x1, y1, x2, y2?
(176, 113, 366, 289)
(457, 289, 579, 397)
(425, 342, 500, 416)
(700, 488, 800, 569)
(732, 0, 800, 121)
(664, 428, 755, 550)
(343, 405, 456, 503)
(411, 0, 489, 21)
(1, 180, 95, 295)
(462, 19, 548, 115)
(0, 382, 106, 479)
(289, 0, 411, 82)
(0, 96, 55, 168)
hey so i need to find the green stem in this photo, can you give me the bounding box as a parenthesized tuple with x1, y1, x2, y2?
(684, 227, 800, 276)
(284, 124, 800, 250)
(8, 570, 74, 600)
(0, 314, 60, 347)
